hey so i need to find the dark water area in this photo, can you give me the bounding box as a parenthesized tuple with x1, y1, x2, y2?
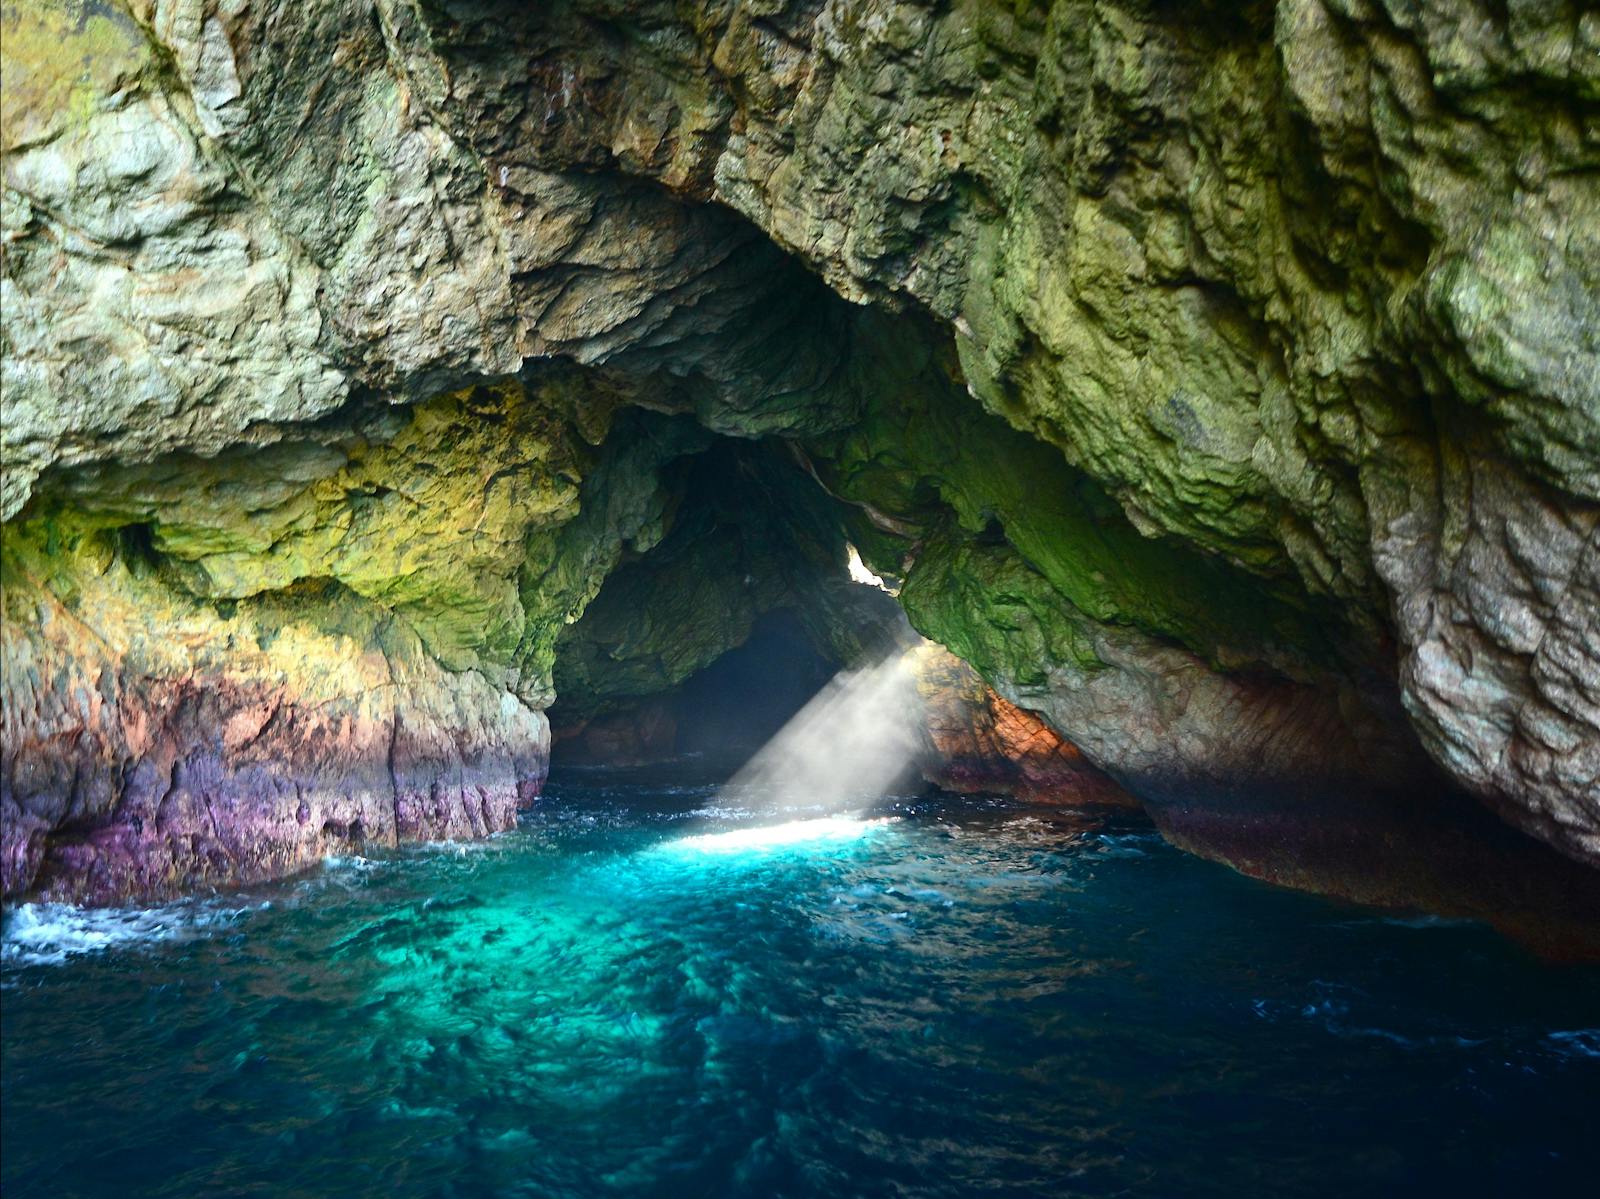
(4, 762, 1598, 1198)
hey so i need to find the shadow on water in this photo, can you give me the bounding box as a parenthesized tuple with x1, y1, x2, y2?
(4, 760, 1599, 1198)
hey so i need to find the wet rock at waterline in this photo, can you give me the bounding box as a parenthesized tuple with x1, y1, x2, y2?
(0, 536, 547, 904)
(1, 0, 1597, 945)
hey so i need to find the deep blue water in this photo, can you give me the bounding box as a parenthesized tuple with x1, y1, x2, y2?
(4, 765, 1598, 1198)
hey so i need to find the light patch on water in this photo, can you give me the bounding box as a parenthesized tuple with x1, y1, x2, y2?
(1, 900, 257, 967)
(666, 816, 890, 855)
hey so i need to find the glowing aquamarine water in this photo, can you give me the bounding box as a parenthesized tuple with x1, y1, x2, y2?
(4, 771, 1598, 1198)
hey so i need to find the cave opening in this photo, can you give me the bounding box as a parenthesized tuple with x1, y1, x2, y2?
(549, 608, 842, 768)
(539, 417, 923, 781)
(672, 610, 838, 759)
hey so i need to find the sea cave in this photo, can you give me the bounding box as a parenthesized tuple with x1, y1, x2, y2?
(2, 1, 1599, 1195)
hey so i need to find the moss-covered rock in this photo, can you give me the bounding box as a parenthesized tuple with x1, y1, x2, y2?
(0, 380, 711, 900)
(391, 0, 1598, 862)
(25, 380, 586, 670)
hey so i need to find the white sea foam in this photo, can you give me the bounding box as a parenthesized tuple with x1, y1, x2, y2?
(683, 805, 754, 821)
(1, 900, 253, 968)
(405, 836, 505, 859)
(1372, 914, 1480, 930)
(1092, 833, 1155, 859)
(321, 853, 378, 869)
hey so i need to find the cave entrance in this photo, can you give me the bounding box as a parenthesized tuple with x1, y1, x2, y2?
(548, 609, 838, 768)
(544, 434, 914, 773)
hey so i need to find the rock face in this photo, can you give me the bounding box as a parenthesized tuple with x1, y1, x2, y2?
(551, 701, 680, 768)
(911, 645, 1134, 808)
(2, 0, 1597, 924)
(2, 543, 547, 903)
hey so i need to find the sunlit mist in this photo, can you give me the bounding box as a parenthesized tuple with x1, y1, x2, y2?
(716, 650, 923, 814)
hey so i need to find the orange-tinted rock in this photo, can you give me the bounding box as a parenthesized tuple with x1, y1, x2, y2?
(912, 645, 1134, 807)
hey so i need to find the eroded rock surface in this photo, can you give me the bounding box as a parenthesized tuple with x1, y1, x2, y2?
(3, 0, 1597, 918)
(1, 540, 546, 903)
(911, 644, 1134, 807)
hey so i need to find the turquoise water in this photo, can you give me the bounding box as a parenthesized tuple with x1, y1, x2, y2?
(4, 765, 1598, 1198)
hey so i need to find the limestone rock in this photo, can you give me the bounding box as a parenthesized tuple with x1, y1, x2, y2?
(1, 531, 546, 903)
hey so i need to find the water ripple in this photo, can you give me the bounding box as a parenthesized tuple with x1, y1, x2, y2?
(4, 775, 1599, 1198)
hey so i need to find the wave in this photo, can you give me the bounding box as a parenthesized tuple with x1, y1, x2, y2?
(1, 900, 257, 968)
(1546, 1029, 1600, 1060)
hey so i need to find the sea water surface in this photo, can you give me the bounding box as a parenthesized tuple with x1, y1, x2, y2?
(4, 765, 1598, 1198)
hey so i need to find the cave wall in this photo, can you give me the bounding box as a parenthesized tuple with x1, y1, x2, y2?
(2, 0, 1597, 907)
(912, 643, 1134, 807)
(0, 379, 700, 900)
(366, 0, 1598, 860)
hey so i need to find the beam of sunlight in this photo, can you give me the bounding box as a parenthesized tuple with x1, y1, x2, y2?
(716, 649, 923, 816)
